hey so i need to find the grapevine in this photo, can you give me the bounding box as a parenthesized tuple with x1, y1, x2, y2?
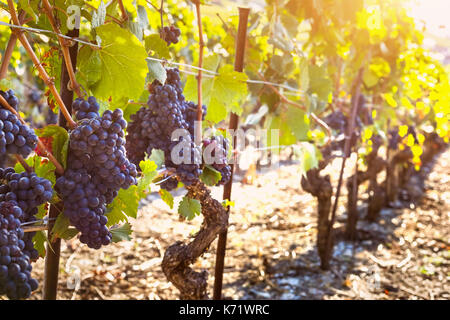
(0, 0, 446, 303)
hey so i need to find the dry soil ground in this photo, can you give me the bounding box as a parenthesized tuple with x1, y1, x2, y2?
(27, 147, 449, 300)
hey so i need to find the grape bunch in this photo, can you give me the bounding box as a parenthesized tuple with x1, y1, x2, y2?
(72, 96, 101, 121)
(166, 137, 202, 186)
(55, 97, 137, 249)
(0, 201, 39, 299)
(45, 108, 58, 126)
(0, 167, 54, 261)
(324, 110, 347, 133)
(0, 90, 38, 158)
(126, 68, 189, 164)
(0, 169, 53, 213)
(0, 90, 19, 111)
(159, 175, 179, 191)
(55, 169, 111, 249)
(181, 100, 207, 137)
(388, 128, 400, 150)
(160, 25, 181, 45)
(126, 67, 208, 188)
(202, 136, 231, 186)
(27, 90, 41, 104)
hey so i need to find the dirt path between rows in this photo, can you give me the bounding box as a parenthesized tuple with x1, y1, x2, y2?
(26, 147, 449, 300)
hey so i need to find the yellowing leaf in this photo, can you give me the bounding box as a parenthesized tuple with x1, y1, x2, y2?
(399, 125, 408, 137)
(78, 23, 147, 101)
(383, 93, 398, 107)
(184, 64, 248, 123)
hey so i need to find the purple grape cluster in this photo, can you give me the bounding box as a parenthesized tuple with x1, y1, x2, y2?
(388, 128, 400, 150)
(0, 168, 54, 261)
(0, 169, 53, 213)
(324, 110, 347, 133)
(126, 69, 188, 165)
(0, 201, 39, 299)
(202, 136, 231, 186)
(160, 25, 181, 45)
(126, 68, 207, 188)
(27, 90, 40, 104)
(55, 169, 111, 249)
(181, 100, 207, 137)
(166, 137, 202, 186)
(72, 96, 100, 121)
(159, 175, 179, 191)
(55, 97, 137, 249)
(0, 90, 19, 111)
(0, 90, 38, 157)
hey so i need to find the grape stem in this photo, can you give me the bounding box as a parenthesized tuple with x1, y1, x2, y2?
(6, 0, 77, 130)
(14, 155, 33, 173)
(0, 94, 65, 175)
(41, 0, 83, 98)
(23, 225, 48, 233)
(0, 10, 26, 80)
(160, 0, 164, 28)
(194, 0, 204, 144)
(118, 0, 129, 22)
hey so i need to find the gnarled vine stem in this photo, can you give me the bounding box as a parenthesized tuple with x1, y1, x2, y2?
(162, 181, 228, 299)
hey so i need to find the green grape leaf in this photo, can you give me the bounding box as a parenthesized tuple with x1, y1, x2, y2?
(106, 160, 157, 226)
(299, 143, 322, 176)
(178, 196, 201, 221)
(106, 187, 139, 226)
(136, 5, 149, 29)
(121, 100, 142, 122)
(77, 23, 147, 101)
(36, 203, 47, 219)
(159, 189, 174, 209)
(138, 159, 158, 195)
(286, 106, 310, 141)
(146, 59, 167, 85)
(77, 48, 102, 87)
(199, 165, 222, 186)
(298, 57, 310, 92)
(51, 213, 76, 241)
(14, 156, 56, 186)
(244, 105, 269, 126)
(222, 199, 235, 209)
(35, 125, 69, 169)
(18, 0, 40, 23)
(60, 228, 79, 240)
(144, 34, 171, 59)
(308, 65, 332, 101)
(148, 149, 165, 169)
(110, 223, 132, 243)
(127, 21, 143, 41)
(184, 64, 248, 123)
(265, 115, 297, 147)
(0, 79, 13, 91)
(33, 231, 47, 258)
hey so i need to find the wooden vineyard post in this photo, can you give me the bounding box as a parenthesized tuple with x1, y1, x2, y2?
(42, 28, 79, 300)
(346, 153, 359, 240)
(213, 7, 250, 300)
(323, 67, 364, 268)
